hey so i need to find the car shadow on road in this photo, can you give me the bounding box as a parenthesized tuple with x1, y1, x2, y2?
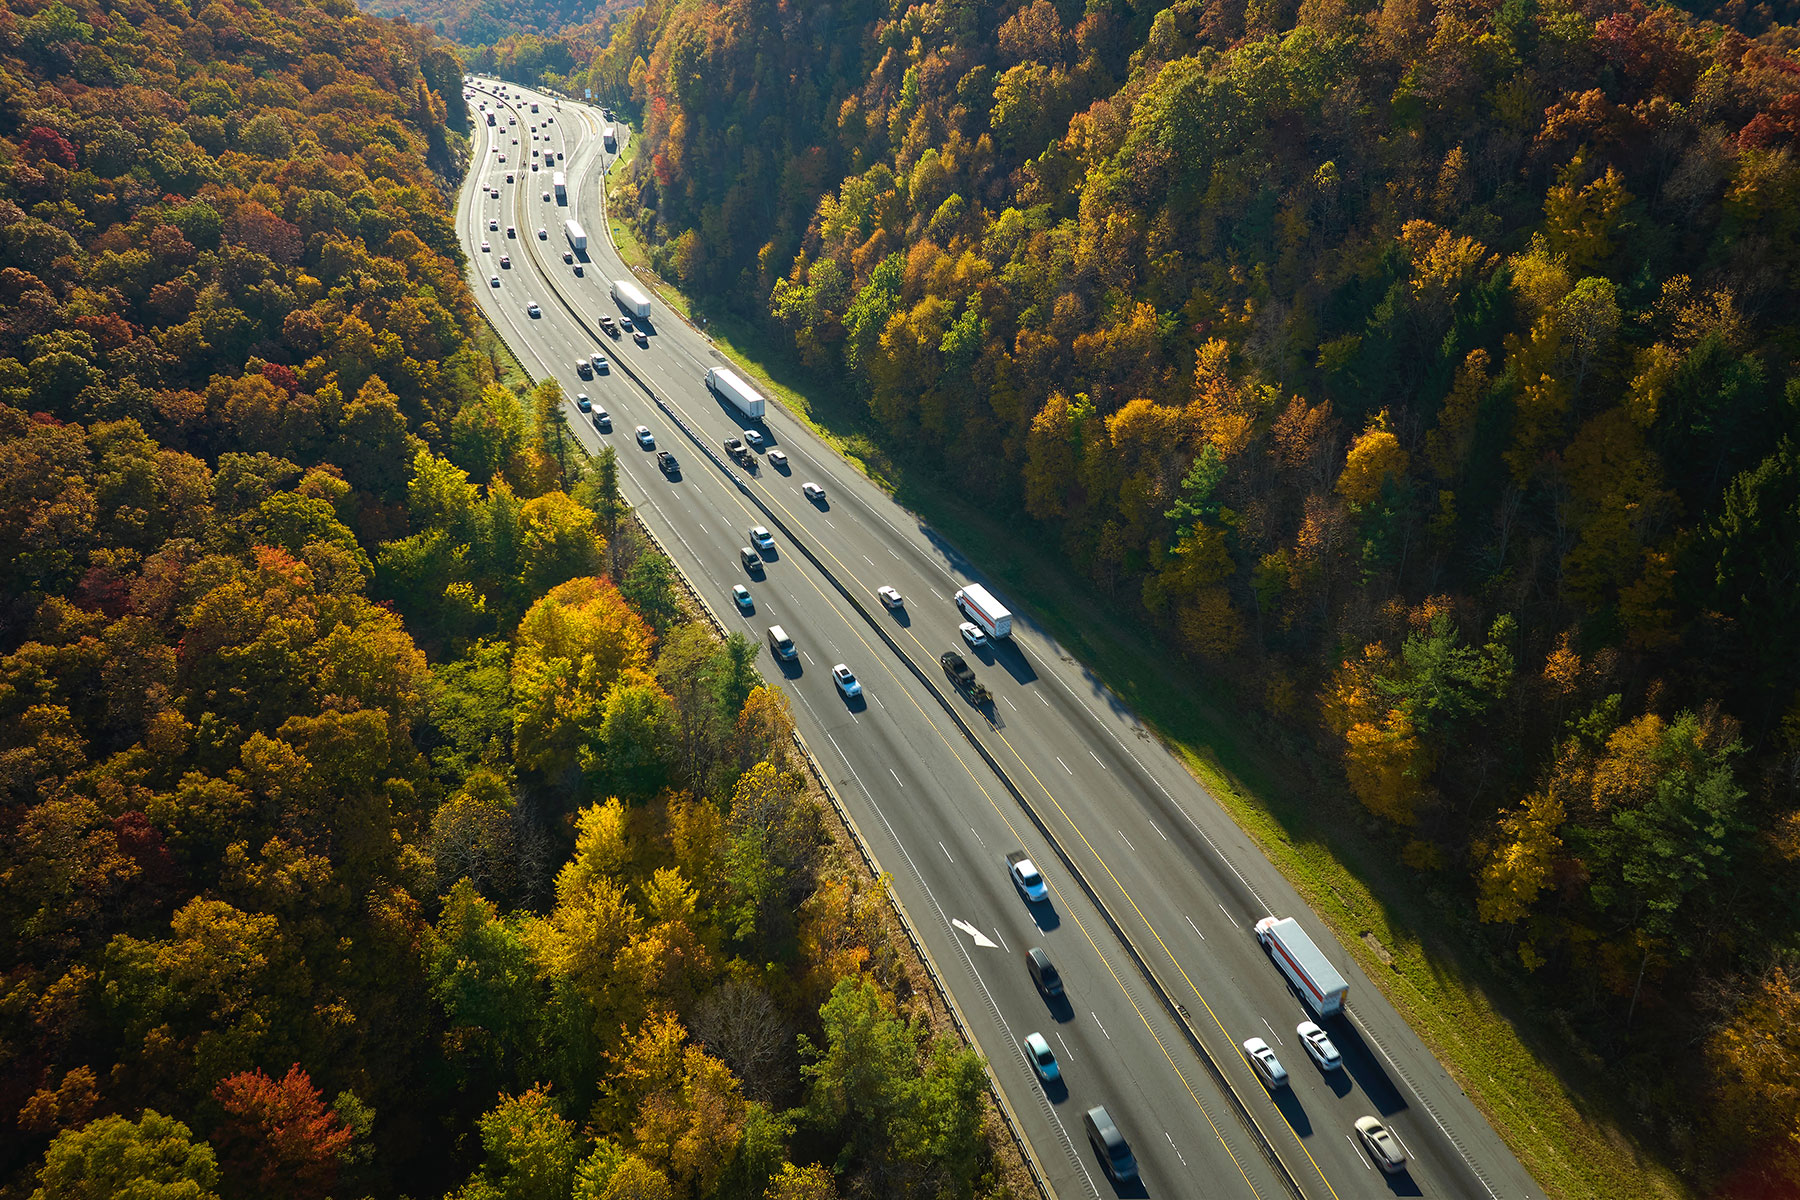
(1271, 1089, 1313, 1137)
(1025, 899, 1059, 932)
(887, 608, 911, 628)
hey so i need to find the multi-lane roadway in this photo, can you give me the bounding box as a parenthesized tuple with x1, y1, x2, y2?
(457, 79, 1546, 1200)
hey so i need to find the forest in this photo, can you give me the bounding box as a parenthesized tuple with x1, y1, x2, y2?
(0, 0, 1007, 1198)
(536, 0, 1800, 1189)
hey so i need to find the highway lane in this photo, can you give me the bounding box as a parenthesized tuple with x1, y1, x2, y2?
(461, 81, 1288, 1200)
(466, 80, 1548, 1200)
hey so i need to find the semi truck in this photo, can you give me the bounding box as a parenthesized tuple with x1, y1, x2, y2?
(955, 584, 1013, 639)
(610, 278, 651, 320)
(552, 171, 566, 202)
(564, 220, 586, 252)
(705, 367, 765, 420)
(1254, 916, 1349, 1017)
(603, 125, 617, 151)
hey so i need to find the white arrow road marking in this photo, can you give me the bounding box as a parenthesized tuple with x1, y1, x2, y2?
(950, 919, 998, 948)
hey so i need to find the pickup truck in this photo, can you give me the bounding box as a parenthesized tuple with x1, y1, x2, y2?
(600, 314, 617, 336)
(940, 651, 991, 705)
(722, 435, 753, 465)
(656, 451, 679, 478)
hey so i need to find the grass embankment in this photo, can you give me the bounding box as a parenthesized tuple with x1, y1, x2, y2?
(588, 235, 1692, 1200)
(475, 315, 532, 390)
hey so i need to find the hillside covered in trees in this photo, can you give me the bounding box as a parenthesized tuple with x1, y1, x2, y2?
(0, 1, 1004, 1198)
(568, 0, 1800, 1189)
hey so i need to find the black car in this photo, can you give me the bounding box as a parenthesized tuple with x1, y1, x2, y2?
(656, 451, 679, 477)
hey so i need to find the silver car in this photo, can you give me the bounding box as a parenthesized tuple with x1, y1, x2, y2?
(1355, 1116, 1406, 1174)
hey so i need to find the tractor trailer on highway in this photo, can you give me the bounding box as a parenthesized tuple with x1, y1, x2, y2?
(553, 171, 566, 202)
(610, 278, 651, 320)
(564, 220, 586, 252)
(1255, 916, 1349, 1017)
(955, 584, 1013, 639)
(706, 367, 765, 420)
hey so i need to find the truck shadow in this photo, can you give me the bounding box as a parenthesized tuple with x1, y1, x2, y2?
(990, 640, 1039, 686)
(1325, 1017, 1406, 1116)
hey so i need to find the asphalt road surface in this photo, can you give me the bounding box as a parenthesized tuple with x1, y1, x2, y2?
(457, 78, 1547, 1200)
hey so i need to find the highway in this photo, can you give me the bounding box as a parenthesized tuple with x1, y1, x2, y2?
(457, 80, 1547, 1200)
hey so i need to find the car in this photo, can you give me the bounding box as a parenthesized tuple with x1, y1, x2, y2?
(537, 227, 548, 239)
(575, 393, 591, 412)
(1355, 1116, 1407, 1174)
(499, 255, 511, 268)
(600, 315, 617, 335)
(766, 449, 788, 470)
(489, 187, 500, 198)
(1296, 1021, 1342, 1071)
(1084, 1107, 1137, 1182)
(506, 172, 514, 182)
(591, 407, 610, 431)
(878, 586, 903, 609)
(1008, 855, 1048, 902)
(620, 313, 633, 330)
(1026, 947, 1063, 997)
(959, 621, 987, 649)
(505, 225, 516, 237)
(572, 264, 583, 276)
(739, 546, 762, 574)
(531, 162, 539, 171)
(1242, 1037, 1289, 1089)
(743, 428, 764, 449)
(488, 218, 499, 230)
(526, 301, 540, 317)
(498, 154, 506, 162)
(635, 426, 654, 448)
(731, 584, 752, 611)
(723, 436, 744, 458)
(590, 352, 607, 373)
(489, 275, 501, 287)
(831, 664, 862, 699)
(749, 526, 775, 552)
(480, 239, 491, 252)
(576, 360, 593, 379)
(542, 190, 551, 201)
(633, 329, 648, 346)
(1024, 1033, 1060, 1083)
(802, 482, 825, 502)
(657, 451, 679, 477)
(562, 250, 574, 263)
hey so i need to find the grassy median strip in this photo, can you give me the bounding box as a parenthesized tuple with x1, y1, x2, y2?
(580, 251, 1689, 1200)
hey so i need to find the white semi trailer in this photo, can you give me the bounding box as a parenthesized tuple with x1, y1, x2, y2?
(706, 367, 765, 420)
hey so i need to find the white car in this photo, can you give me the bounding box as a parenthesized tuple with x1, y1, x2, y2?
(877, 586, 903, 609)
(766, 449, 788, 469)
(480, 239, 490, 252)
(1024, 1032, 1060, 1083)
(1296, 1021, 1342, 1071)
(749, 526, 775, 552)
(632, 328, 648, 346)
(526, 301, 540, 317)
(959, 621, 987, 649)
(1242, 1037, 1288, 1089)
(831, 664, 862, 699)
(802, 482, 825, 502)
(1355, 1116, 1406, 1174)
(635, 426, 654, 448)
(1008, 855, 1048, 902)
(590, 352, 608, 372)
(743, 429, 764, 449)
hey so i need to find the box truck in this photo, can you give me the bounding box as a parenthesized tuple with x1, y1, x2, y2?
(611, 279, 651, 320)
(552, 171, 566, 202)
(1255, 916, 1349, 1017)
(955, 584, 1012, 639)
(603, 125, 617, 151)
(705, 367, 765, 420)
(564, 220, 586, 251)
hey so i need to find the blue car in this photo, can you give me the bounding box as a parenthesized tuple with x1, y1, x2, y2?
(1025, 1032, 1059, 1083)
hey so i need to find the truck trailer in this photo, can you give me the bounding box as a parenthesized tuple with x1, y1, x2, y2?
(610, 279, 651, 320)
(705, 367, 765, 420)
(1255, 917, 1349, 1017)
(955, 584, 1013, 639)
(564, 220, 586, 251)
(552, 171, 567, 203)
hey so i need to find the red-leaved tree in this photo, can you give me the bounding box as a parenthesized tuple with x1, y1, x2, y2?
(210, 1065, 352, 1200)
